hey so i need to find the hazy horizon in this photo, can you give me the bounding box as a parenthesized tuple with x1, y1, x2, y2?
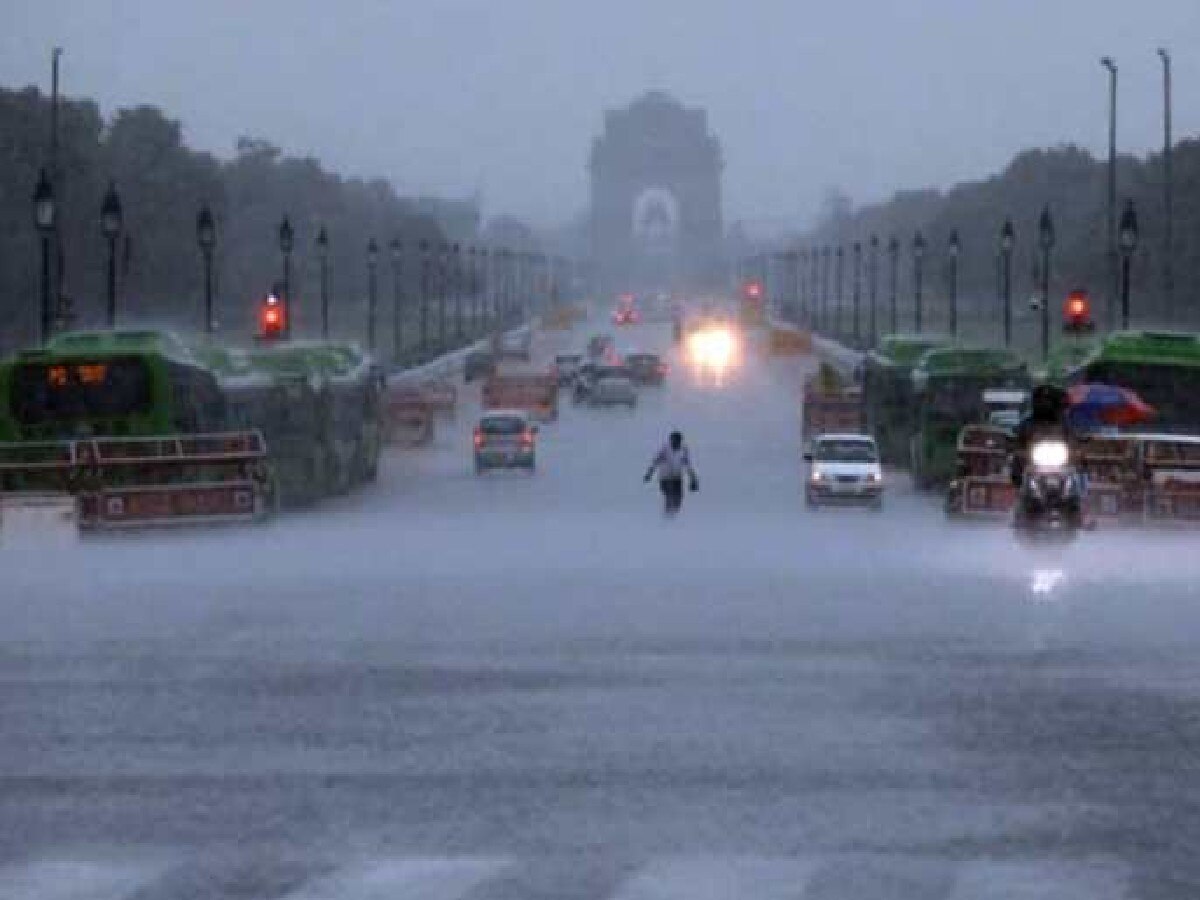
(1, 0, 1196, 232)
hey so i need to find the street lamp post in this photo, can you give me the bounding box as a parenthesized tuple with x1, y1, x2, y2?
(852, 242, 862, 345)
(315, 226, 330, 339)
(437, 243, 449, 348)
(479, 247, 490, 331)
(867, 235, 879, 348)
(278, 216, 294, 339)
(366, 238, 379, 353)
(947, 230, 960, 340)
(390, 237, 404, 365)
(999, 219, 1015, 348)
(33, 169, 55, 345)
(887, 236, 899, 335)
(1101, 56, 1118, 329)
(834, 246, 845, 339)
(449, 243, 461, 343)
(418, 240, 431, 360)
(1038, 208, 1054, 360)
(100, 181, 122, 329)
(1119, 199, 1138, 330)
(821, 247, 831, 333)
(913, 231, 926, 333)
(197, 204, 216, 334)
(1158, 48, 1173, 319)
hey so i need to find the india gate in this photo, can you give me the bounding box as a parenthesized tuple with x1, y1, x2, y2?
(589, 91, 725, 294)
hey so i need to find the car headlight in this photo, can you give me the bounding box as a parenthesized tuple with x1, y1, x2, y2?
(810, 470, 825, 483)
(867, 471, 882, 483)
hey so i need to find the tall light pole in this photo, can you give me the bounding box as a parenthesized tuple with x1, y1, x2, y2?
(1038, 208, 1054, 360)
(1158, 47, 1173, 320)
(821, 246, 831, 333)
(913, 231, 926, 333)
(452, 243, 463, 343)
(418, 240, 431, 360)
(437, 243, 449, 348)
(366, 238, 380, 352)
(999, 219, 1015, 348)
(278, 216, 294, 339)
(316, 226, 330, 339)
(479, 246, 490, 331)
(868, 235, 879, 347)
(887, 236, 899, 335)
(390, 237, 404, 364)
(197, 204, 216, 334)
(1101, 56, 1118, 329)
(851, 242, 862, 345)
(947, 230, 960, 340)
(33, 169, 55, 345)
(1119, 199, 1138, 330)
(100, 181, 122, 329)
(835, 246, 845, 338)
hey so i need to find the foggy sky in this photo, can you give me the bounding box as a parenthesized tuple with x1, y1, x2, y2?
(1, 0, 1196, 231)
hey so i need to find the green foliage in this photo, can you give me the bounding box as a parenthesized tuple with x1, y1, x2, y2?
(805, 141, 1200, 338)
(0, 87, 452, 353)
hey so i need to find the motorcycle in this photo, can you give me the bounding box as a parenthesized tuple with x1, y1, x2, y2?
(1013, 439, 1083, 538)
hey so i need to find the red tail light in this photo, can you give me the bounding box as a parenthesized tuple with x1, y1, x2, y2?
(520, 429, 535, 447)
(473, 430, 485, 449)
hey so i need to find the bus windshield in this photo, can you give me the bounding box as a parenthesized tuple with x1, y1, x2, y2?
(11, 358, 153, 425)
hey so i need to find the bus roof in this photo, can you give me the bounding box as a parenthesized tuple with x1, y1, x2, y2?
(913, 345, 1028, 377)
(1087, 330, 1200, 368)
(871, 333, 950, 367)
(37, 329, 194, 363)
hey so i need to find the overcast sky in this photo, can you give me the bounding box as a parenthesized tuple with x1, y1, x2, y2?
(1, 0, 1196, 231)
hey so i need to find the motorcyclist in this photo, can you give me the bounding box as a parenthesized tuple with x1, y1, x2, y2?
(644, 431, 699, 515)
(1010, 384, 1069, 486)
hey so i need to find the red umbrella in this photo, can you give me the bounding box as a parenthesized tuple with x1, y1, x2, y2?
(1066, 383, 1155, 427)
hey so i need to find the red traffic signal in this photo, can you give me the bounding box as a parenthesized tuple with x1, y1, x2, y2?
(1062, 289, 1093, 333)
(259, 293, 287, 339)
(743, 280, 763, 302)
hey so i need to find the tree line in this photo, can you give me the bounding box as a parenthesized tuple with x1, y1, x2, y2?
(0, 86, 532, 355)
(776, 140, 1199, 343)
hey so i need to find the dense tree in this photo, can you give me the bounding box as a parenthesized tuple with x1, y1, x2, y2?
(0, 87, 501, 358)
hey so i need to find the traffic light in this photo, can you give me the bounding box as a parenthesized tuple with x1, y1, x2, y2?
(743, 280, 763, 302)
(259, 292, 287, 340)
(1062, 289, 1094, 334)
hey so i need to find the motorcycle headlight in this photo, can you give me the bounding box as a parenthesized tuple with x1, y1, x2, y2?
(1031, 440, 1069, 469)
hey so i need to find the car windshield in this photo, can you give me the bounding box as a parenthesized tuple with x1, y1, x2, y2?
(480, 416, 526, 435)
(816, 439, 878, 462)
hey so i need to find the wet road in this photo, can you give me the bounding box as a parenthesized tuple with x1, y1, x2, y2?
(3, 320, 1200, 898)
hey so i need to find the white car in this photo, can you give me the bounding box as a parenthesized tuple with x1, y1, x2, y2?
(587, 375, 637, 408)
(804, 433, 883, 509)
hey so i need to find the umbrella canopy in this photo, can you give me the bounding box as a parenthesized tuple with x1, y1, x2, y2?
(1066, 383, 1155, 428)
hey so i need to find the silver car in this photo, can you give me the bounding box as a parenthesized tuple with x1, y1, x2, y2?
(587, 375, 638, 408)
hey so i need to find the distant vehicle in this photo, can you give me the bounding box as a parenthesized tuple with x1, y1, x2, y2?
(587, 334, 615, 362)
(584, 374, 638, 409)
(552, 353, 583, 387)
(495, 331, 532, 362)
(464, 349, 496, 383)
(804, 433, 884, 510)
(625, 352, 667, 386)
(473, 409, 537, 474)
(482, 371, 558, 422)
(614, 293, 640, 325)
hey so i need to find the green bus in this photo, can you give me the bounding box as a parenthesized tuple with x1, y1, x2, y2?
(0, 330, 383, 521)
(863, 333, 949, 466)
(1069, 331, 1200, 431)
(909, 346, 1030, 489)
